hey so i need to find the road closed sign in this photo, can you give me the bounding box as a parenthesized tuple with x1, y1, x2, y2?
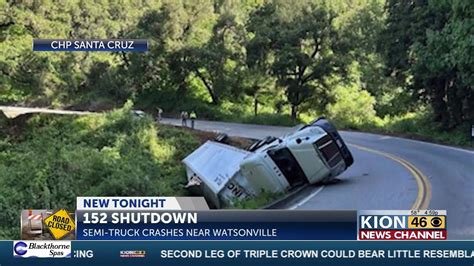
(44, 209, 75, 239)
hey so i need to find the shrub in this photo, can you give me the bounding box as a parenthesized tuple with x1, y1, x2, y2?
(231, 191, 284, 209)
(384, 110, 471, 146)
(238, 113, 300, 127)
(0, 104, 200, 239)
(326, 84, 378, 129)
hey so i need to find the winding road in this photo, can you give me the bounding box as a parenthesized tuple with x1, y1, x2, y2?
(160, 118, 474, 240)
(1, 106, 472, 239)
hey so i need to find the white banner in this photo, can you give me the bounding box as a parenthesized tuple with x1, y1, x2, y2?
(76, 197, 182, 210)
(13, 241, 71, 258)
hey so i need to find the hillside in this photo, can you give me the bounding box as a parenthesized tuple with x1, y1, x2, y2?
(0, 103, 200, 238)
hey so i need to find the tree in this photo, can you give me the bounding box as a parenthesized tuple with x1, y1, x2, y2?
(247, 3, 347, 120)
(187, 11, 246, 105)
(240, 67, 275, 116)
(125, 0, 216, 107)
(379, 0, 473, 128)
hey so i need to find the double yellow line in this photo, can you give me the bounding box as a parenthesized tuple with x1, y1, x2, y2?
(349, 143, 431, 210)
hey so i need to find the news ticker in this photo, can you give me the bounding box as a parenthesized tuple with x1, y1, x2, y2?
(32, 39, 148, 52)
(20, 197, 449, 241)
(4, 240, 474, 266)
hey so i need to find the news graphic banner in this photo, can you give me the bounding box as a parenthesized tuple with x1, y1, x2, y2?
(75, 197, 449, 241)
(33, 39, 148, 52)
(19, 198, 452, 241)
(4, 240, 474, 266)
(75, 197, 356, 240)
(4, 197, 473, 266)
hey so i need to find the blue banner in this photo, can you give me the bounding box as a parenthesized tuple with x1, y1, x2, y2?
(33, 39, 148, 52)
(1, 240, 473, 266)
(75, 210, 357, 240)
(77, 221, 356, 240)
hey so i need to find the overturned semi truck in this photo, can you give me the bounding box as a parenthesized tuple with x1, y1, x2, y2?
(182, 118, 354, 208)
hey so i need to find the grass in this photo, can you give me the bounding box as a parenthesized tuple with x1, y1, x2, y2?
(331, 111, 472, 148)
(382, 114, 471, 147)
(136, 97, 302, 127)
(184, 101, 472, 148)
(147, 94, 471, 148)
(231, 191, 285, 209)
(235, 113, 300, 127)
(0, 103, 201, 239)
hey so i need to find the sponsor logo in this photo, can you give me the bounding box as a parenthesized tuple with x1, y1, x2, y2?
(13, 241, 72, 258)
(13, 241, 28, 256)
(120, 250, 146, 258)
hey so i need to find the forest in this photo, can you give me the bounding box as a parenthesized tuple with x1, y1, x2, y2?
(1, 0, 473, 144)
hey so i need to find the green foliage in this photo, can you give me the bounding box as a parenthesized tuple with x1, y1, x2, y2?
(1, 0, 472, 164)
(246, 2, 348, 120)
(332, 108, 471, 147)
(231, 191, 284, 209)
(0, 0, 163, 106)
(0, 0, 473, 241)
(2, 0, 473, 241)
(383, 111, 471, 146)
(0, 0, 415, 122)
(379, 0, 474, 129)
(237, 113, 299, 127)
(0, 105, 200, 238)
(326, 83, 378, 129)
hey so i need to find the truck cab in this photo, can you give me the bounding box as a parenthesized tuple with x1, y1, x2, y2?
(240, 118, 353, 194)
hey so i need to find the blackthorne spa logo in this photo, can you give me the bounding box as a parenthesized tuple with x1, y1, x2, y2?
(13, 241, 72, 258)
(13, 241, 28, 256)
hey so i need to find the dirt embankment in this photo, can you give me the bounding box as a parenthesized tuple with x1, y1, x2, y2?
(166, 125, 255, 149)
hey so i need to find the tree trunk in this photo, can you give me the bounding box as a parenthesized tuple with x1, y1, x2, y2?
(254, 96, 258, 116)
(207, 87, 219, 105)
(120, 51, 130, 67)
(291, 104, 298, 121)
(465, 87, 474, 123)
(432, 79, 448, 129)
(194, 69, 218, 105)
(446, 79, 462, 127)
(176, 83, 187, 102)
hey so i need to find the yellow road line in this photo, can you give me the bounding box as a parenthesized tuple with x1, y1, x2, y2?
(348, 143, 431, 210)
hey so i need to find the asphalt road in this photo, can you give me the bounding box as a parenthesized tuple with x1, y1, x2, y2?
(161, 118, 474, 240)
